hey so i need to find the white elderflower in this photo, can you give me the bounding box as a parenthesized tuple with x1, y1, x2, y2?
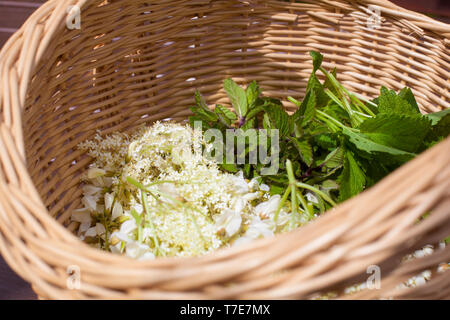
(74, 122, 294, 259)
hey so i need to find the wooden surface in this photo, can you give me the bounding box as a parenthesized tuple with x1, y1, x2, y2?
(0, 0, 448, 300)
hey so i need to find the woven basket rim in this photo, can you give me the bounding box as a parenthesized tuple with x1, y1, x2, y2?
(0, 0, 449, 299)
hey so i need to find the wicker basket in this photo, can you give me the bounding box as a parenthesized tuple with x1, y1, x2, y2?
(0, 0, 449, 300)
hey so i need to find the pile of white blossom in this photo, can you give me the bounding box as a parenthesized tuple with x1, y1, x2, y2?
(72, 122, 297, 260)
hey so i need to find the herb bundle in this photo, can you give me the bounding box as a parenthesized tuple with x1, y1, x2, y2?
(190, 51, 450, 219)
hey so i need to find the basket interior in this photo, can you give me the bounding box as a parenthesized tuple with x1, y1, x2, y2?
(22, 0, 449, 225)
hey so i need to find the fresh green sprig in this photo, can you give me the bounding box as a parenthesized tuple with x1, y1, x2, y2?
(189, 50, 449, 224)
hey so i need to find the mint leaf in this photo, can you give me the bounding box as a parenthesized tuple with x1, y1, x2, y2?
(294, 90, 316, 127)
(215, 104, 237, 121)
(359, 113, 431, 153)
(342, 127, 415, 159)
(190, 106, 217, 122)
(338, 151, 366, 201)
(291, 138, 313, 166)
(378, 86, 420, 115)
(425, 108, 450, 125)
(263, 102, 293, 137)
(398, 87, 420, 113)
(220, 163, 238, 173)
(310, 51, 323, 72)
(322, 147, 344, 169)
(224, 78, 248, 117)
(246, 81, 261, 109)
(425, 112, 450, 145)
(195, 91, 210, 112)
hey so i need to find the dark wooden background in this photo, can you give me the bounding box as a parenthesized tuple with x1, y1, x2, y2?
(0, 0, 449, 300)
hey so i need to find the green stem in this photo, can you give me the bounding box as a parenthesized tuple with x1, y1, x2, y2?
(274, 187, 290, 223)
(286, 160, 300, 227)
(141, 191, 161, 256)
(295, 182, 337, 207)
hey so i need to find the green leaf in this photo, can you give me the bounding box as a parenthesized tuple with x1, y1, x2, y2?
(241, 118, 256, 130)
(424, 108, 450, 126)
(215, 104, 237, 121)
(323, 67, 338, 96)
(194, 91, 210, 112)
(224, 78, 248, 117)
(243, 164, 252, 177)
(359, 113, 431, 153)
(425, 112, 450, 145)
(246, 81, 261, 108)
(310, 51, 323, 72)
(263, 103, 293, 137)
(322, 147, 344, 168)
(190, 106, 217, 122)
(291, 138, 313, 166)
(313, 133, 338, 150)
(338, 151, 366, 201)
(293, 90, 316, 127)
(214, 106, 232, 126)
(306, 74, 329, 108)
(398, 87, 420, 113)
(245, 105, 265, 122)
(220, 163, 239, 173)
(188, 116, 209, 129)
(342, 127, 416, 160)
(377, 86, 420, 115)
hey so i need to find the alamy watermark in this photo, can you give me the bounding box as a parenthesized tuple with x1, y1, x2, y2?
(66, 5, 81, 30)
(66, 264, 81, 290)
(366, 265, 381, 290)
(367, 5, 382, 30)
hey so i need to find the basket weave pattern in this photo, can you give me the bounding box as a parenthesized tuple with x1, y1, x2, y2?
(0, 0, 449, 299)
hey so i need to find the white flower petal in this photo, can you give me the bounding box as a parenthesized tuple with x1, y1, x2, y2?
(111, 201, 123, 220)
(71, 211, 92, 223)
(81, 195, 97, 212)
(85, 227, 97, 238)
(120, 219, 137, 234)
(87, 168, 106, 179)
(95, 223, 106, 235)
(104, 193, 114, 211)
(255, 195, 280, 216)
(225, 212, 242, 237)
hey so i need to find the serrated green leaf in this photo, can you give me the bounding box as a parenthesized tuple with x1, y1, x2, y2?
(378, 86, 419, 115)
(246, 80, 261, 108)
(425, 108, 450, 125)
(293, 89, 316, 127)
(245, 105, 265, 122)
(291, 138, 313, 166)
(338, 151, 366, 201)
(215, 104, 237, 120)
(425, 112, 450, 145)
(313, 133, 337, 150)
(263, 103, 293, 137)
(224, 78, 248, 117)
(188, 116, 210, 130)
(220, 163, 238, 173)
(342, 127, 415, 160)
(322, 147, 344, 168)
(194, 91, 210, 112)
(190, 106, 217, 122)
(360, 113, 431, 153)
(241, 118, 256, 130)
(398, 87, 420, 113)
(310, 51, 323, 72)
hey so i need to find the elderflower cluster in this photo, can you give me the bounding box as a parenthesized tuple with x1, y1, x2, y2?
(72, 122, 294, 259)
